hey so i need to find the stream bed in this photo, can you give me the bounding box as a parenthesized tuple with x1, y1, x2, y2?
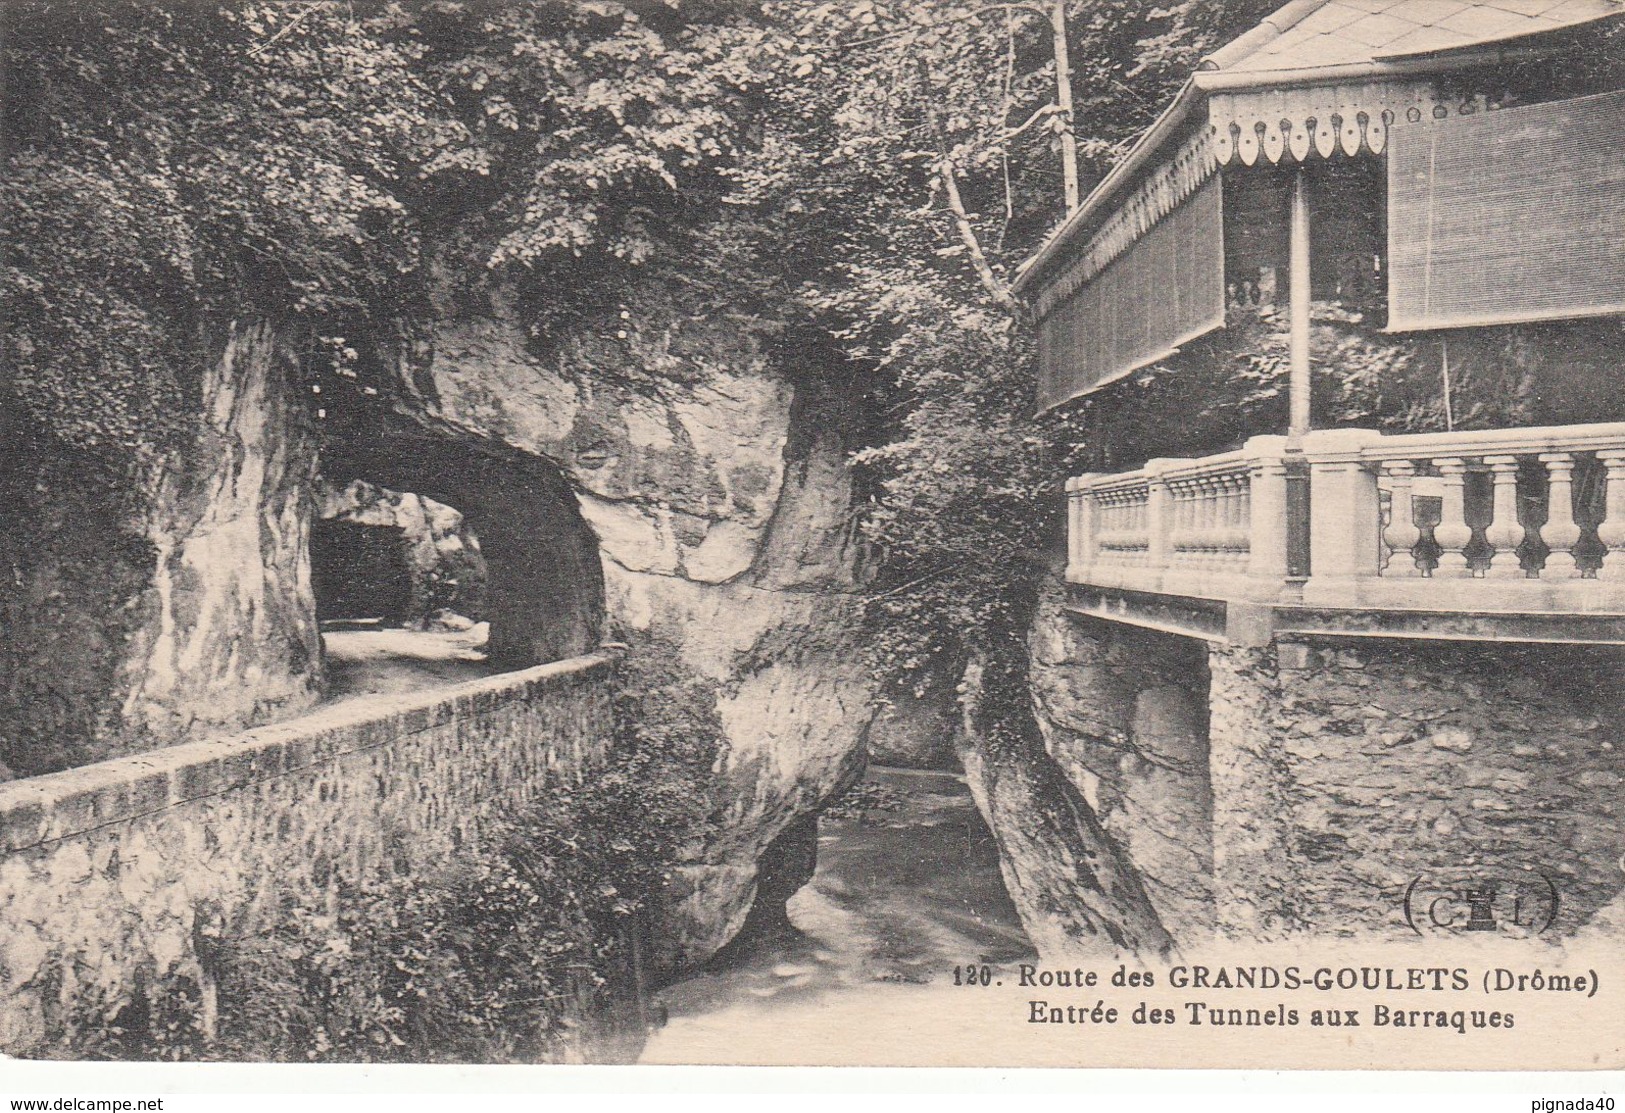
(639, 767, 1036, 1066)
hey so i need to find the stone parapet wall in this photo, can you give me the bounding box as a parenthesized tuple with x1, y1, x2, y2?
(0, 652, 618, 1052)
(1209, 639, 1625, 941)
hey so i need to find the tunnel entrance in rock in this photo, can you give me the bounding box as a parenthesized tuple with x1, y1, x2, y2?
(311, 520, 413, 627)
(317, 414, 605, 681)
(313, 479, 488, 633)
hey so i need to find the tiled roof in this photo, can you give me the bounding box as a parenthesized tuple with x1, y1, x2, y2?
(1220, 0, 1623, 72)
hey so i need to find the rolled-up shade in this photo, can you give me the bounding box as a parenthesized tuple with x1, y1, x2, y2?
(1387, 88, 1625, 332)
(1036, 177, 1226, 411)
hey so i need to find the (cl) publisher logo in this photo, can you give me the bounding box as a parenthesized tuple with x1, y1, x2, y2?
(1402, 870, 1559, 936)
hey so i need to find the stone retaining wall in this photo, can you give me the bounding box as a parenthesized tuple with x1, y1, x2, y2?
(0, 652, 618, 1052)
(1028, 576, 1625, 950)
(1209, 639, 1625, 941)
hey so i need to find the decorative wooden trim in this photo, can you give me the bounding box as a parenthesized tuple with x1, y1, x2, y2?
(1206, 78, 1491, 166)
(1032, 78, 1510, 320)
(1033, 129, 1218, 318)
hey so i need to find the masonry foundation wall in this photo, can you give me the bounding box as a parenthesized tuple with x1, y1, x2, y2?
(1030, 577, 1625, 949)
(0, 653, 618, 1053)
(1209, 639, 1625, 941)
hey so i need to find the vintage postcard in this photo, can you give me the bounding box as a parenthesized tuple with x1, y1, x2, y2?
(1, 0, 1621, 1091)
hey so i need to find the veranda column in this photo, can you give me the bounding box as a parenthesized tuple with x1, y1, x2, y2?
(1288, 168, 1312, 440)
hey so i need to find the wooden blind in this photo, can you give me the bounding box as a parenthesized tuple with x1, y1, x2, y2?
(1387, 89, 1625, 332)
(1036, 178, 1226, 411)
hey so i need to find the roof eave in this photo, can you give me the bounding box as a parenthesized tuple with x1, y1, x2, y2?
(1011, 77, 1204, 296)
(1193, 45, 1589, 92)
(1011, 2, 1621, 300)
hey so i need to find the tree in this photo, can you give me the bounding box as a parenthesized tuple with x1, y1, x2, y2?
(727, 0, 1271, 692)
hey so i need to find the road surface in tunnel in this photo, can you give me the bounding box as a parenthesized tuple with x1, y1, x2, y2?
(319, 624, 497, 704)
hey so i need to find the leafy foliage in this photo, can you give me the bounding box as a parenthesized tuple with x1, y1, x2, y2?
(3, 0, 1291, 747)
(730, 1, 1276, 695)
(3, 1, 446, 484)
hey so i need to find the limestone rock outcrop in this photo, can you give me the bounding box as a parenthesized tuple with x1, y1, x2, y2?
(392, 308, 876, 973)
(955, 651, 1174, 962)
(3, 287, 878, 980)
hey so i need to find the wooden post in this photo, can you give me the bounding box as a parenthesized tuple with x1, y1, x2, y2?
(1288, 168, 1312, 440)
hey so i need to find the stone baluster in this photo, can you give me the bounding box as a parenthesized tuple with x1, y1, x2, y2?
(1482, 455, 1526, 580)
(1182, 477, 1200, 563)
(1380, 461, 1423, 577)
(1433, 458, 1474, 578)
(1206, 475, 1225, 565)
(1225, 473, 1249, 567)
(1105, 487, 1118, 565)
(1181, 479, 1200, 563)
(1096, 490, 1113, 562)
(1599, 451, 1625, 583)
(1239, 475, 1256, 564)
(1176, 480, 1189, 565)
(1065, 481, 1079, 571)
(1538, 452, 1581, 579)
(1123, 491, 1137, 558)
(1187, 480, 1202, 557)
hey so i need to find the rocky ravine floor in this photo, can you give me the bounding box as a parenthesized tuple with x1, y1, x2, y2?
(640, 767, 1037, 1066)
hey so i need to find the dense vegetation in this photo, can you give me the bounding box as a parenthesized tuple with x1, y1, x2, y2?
(1, 0, 1279, 701)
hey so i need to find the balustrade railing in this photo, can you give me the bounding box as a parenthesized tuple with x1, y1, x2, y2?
(1066, 423, 1625, 616)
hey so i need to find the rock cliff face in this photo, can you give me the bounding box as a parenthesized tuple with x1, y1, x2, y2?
(3, 290, 877, 979)
(1, 320, 325, 776)
(955, 650, 1174, 962)
(1025, 580, 1213, 942)
(387, 307, 876, 973)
